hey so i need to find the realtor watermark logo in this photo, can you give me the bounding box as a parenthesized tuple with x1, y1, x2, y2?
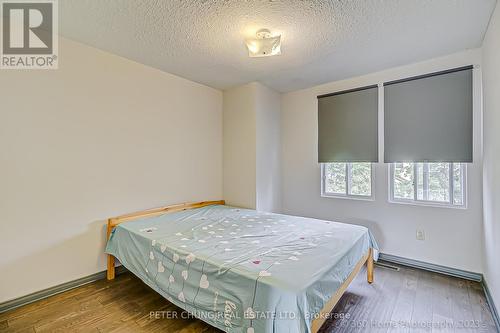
(1, 0, 58, 69)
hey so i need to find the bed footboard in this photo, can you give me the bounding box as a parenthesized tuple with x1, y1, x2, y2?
(311, 248, 374, 332)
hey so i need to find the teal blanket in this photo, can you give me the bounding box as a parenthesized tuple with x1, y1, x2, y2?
(105, 205, 378, 333)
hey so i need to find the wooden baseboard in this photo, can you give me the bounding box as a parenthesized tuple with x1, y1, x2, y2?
(0, 266, 128, 313)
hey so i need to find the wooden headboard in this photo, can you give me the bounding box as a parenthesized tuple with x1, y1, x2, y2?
(106, 200, 225, 280)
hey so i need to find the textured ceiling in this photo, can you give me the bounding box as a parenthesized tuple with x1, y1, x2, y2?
(60, 0, 497, 92)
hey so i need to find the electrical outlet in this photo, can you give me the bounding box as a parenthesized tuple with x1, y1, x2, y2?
(416, 229, 425, 241)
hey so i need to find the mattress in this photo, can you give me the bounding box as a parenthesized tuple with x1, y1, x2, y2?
(105, 204, 378, 333)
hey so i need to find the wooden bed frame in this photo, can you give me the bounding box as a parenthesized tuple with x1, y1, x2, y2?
(106, 200, 373, 333)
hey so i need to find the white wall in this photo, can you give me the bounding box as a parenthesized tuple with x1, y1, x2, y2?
(255, 83, 281, 213)
(281, 49, 484, 272)
(0, 38, 223, 302)
(223, 83, 257, 209)
(482, 2, 500, 316)
(223, 82, 281, 212)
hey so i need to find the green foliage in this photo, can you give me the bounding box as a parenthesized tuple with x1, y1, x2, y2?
(324, 163, 371, 196)
(427, 163, 450, 202)
(325, 163, 346, 194)
(393, 163, 414, 199)
(350, 163, 371, 196)
(393, 162, 463, 204)
(325, 162, 463, 204)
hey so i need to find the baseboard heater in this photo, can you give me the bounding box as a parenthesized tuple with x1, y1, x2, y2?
(375, 261, 400, 271)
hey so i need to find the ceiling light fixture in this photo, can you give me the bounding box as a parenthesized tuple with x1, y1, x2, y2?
(245, 29, 281, 58)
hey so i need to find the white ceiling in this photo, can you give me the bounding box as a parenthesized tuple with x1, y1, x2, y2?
(60, 0, 497, 92)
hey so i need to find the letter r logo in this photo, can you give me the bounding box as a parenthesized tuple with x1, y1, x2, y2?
(2, 2, 53, 54)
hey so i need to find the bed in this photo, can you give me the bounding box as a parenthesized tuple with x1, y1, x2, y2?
(105, 201, 378, 333)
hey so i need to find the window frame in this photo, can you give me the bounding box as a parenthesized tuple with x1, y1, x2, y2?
(388, 162, 467, 209)
(321, 163, 375, 201)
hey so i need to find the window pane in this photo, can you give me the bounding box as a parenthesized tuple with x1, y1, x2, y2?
(416, 163, 424, 200)
(453, 163, 463, 205)
(349, 163, 371, 196)
(391, 162, 465, 207)
(324, 163, 346, 194)
(393, 163, 414, 199)
(428, 163, 450, 202)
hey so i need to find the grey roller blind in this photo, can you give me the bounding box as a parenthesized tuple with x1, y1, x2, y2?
(384, 66, 473, 163)
(318, 85, 378, 163)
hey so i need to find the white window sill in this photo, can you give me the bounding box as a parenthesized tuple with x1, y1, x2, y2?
(321, 193, 375, 202)
(388, 198, 467, 210)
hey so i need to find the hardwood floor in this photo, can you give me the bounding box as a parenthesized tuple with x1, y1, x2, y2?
(0, 263, 497, 332)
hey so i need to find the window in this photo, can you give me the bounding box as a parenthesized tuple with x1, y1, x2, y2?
(390, 162, 466, 207)
(321, 163, 373, 199)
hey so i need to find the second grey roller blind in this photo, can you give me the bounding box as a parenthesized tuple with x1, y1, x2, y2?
(318, 85, 379, 163)
(384, 66, 473, 163)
